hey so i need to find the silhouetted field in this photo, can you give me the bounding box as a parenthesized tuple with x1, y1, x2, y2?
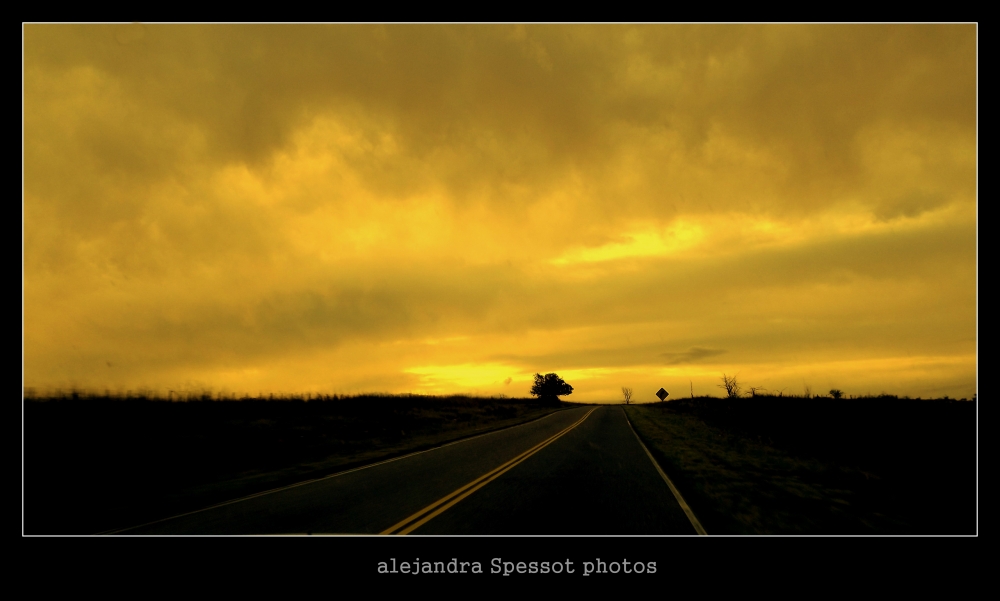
(625, 395, 976, 534)
(24, 393, 567, 534)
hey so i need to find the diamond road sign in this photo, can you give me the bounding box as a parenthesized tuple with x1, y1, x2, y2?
(655, 388, 669, 401)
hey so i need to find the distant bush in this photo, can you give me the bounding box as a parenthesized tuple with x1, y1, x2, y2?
(529, 373, 573, 404)
(718, 374, 742, 398)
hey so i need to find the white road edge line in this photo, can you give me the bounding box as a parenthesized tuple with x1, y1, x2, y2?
(100, 406, 581, 535)
(621, 407, 708, 536)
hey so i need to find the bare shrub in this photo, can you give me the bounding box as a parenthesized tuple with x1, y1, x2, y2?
(719, 373, 742, 399)
(621, 386, 633, 404)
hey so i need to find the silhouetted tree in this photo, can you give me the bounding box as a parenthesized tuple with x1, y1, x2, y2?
(718, 373, 742, 398)
(530, 373, 573, 404)
(829, 389, 844, 399)
(621, 386, 633, 404)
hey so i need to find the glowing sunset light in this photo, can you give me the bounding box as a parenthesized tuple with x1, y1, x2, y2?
(23, 24, 976, 402)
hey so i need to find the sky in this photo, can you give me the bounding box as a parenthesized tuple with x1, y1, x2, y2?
(23, 24, 977, 402)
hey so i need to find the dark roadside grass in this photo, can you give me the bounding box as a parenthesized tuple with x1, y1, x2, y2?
(24, 393, 571, 534)
(624, 396, 976, 535)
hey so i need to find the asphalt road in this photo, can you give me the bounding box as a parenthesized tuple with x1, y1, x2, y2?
(117, 406, 699, 535)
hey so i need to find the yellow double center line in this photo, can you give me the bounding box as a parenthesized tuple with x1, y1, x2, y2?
(381, 407, 598, 535)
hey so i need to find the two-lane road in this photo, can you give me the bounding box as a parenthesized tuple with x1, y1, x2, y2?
(116, 406, 702, 535)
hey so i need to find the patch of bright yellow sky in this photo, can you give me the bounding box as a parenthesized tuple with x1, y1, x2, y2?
(23, 24, 976, 401)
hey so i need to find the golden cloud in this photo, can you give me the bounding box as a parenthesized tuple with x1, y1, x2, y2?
(23, 24, 976, 400)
